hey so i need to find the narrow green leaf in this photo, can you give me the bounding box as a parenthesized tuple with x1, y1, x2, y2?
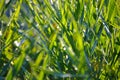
(105, 0, 116, 21)
(0, 0, 5, 16)
(14, 0, 22, 21)
(6, 68, 13, 80)
(35, 51, 44, 67)
(14, 52, 25, 74)
(38, 54, 49, 80)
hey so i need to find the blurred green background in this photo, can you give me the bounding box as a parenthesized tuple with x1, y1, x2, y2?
(0, 0, 120, 80)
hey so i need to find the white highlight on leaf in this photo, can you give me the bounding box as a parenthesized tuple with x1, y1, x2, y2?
(65, 55, 68, 59)
(73, 65, 78, 71)
(0, 31, 2, 36)
(68, 47, 75, 56)
(5, 0, 10, 4)
(48, 67, 53, 71)
(36, 24, 39, 27)
(50, 0, 53, 5)
(63, 46, 66, 50)
(14, 41, 20, 47)
(21, 23, 25, 26)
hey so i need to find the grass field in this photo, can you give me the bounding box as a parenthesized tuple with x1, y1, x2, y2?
(0, 0, 120, 80)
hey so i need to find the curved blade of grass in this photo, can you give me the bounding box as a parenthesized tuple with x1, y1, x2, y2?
(38, 54, 49, 80)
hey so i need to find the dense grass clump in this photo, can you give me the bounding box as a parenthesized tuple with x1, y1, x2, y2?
(0, 0, 120, 80)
